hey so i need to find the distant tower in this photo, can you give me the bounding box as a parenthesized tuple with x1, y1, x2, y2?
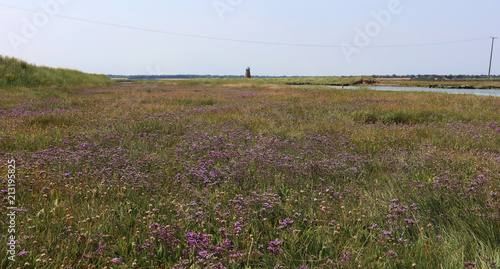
(245, 67, 251, 79)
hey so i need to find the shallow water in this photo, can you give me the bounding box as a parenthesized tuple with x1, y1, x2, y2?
(331, 86, 500, 97)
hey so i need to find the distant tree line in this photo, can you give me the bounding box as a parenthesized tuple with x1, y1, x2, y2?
(106, 74, 306, 80)
(107, 74, 220, 80)
(107, 74, 499, 80)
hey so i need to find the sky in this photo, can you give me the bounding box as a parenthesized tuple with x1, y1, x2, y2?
(0, 0, 499, 76)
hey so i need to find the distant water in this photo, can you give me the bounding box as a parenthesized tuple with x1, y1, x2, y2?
(330, 86, 500, 97)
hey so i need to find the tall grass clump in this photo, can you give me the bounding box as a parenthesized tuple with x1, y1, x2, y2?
(0, 55, 113, 88)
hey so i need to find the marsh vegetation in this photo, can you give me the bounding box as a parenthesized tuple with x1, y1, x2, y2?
(0, 79, 499, 268)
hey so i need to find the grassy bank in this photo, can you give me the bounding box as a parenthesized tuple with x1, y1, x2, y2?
(377, 78, 500, 89)
(0, 81, 499, 268)
(0, 56, 113, 88)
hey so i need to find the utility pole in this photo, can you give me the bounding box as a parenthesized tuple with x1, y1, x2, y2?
(488, 37, 497, 80)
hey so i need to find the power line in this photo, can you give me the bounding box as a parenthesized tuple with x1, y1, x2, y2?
(0, 4, 491, 49)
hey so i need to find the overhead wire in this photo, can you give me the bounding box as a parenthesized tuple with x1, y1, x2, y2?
(0, 3, 491, 48)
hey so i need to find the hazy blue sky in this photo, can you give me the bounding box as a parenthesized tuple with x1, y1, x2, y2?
(1, 0, 499, 76)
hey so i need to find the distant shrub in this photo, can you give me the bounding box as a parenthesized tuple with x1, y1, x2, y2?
(352, 109, 434, 125)
(19, 60, 28, 70)
(352, 110, 380, 124)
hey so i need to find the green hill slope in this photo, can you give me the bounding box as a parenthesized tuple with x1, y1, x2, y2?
(0, 55, 113, 88)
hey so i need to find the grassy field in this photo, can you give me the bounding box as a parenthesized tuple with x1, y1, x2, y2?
(0, 80, 499, 268)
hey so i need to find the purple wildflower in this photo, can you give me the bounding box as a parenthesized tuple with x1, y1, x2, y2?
(464, 261, 476, 268)
(111, 257, 122, 263)
(268, 240, 283, 254)
(405, 218, 415, 224)
(386, 250, 398, 259)
(278, 218, 294, 229)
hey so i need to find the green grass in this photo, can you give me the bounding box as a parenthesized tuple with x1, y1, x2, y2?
(0, 55, 113, 88)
